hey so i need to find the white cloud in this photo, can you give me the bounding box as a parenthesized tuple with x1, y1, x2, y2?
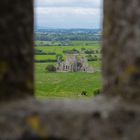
(34, 0, 103, 28)
(35, 0, 102, 8)
(35, 7, 100, 16)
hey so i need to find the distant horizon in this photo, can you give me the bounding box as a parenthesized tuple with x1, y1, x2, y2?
(35, 26, 102, 30)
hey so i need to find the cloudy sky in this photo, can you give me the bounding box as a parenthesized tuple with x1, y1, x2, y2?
(35, 0, 102, 29)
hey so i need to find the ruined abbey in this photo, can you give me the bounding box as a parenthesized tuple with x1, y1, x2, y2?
(56, 55, 95, 73)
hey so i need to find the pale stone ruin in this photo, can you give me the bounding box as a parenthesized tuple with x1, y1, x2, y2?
(56, 54, 95, 73)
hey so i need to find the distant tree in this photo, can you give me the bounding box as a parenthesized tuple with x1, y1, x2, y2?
(81, 91, 87, 96)
(95, 50, 99, 53)
(93, 89, 101, 96)
(63, 49, 79, 54)
(56, 54, 63, 61)
(34, 49, 47, 55)
(81, 48, 86, 51)
(86, 55, 98, 61)
(84, 49, 94, 54)
(46, 64, 56, 72)
(47, 52, 56, 55)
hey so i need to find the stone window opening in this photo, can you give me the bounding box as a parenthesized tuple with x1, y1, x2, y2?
(0, 0, 140, 140)
(34, 0, 103, 97)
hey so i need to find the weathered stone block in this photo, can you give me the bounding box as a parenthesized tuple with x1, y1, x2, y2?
(103, 0, 140, 101)
(1, 97, 140, 140)
(0, 0, 34, 100)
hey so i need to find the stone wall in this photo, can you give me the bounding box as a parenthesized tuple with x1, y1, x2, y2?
(0, 0, 34, 100)
(103, 0, 140, 102)
(0, 0, 140, 140)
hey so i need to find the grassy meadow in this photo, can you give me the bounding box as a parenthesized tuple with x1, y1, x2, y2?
(35, 41, 102, 98)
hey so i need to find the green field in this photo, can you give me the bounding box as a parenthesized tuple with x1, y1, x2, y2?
(35, 41, 102, 98)
(35, 63, 102, 98)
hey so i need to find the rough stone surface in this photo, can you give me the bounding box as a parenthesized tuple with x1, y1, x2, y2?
(0, 0, 34, 100)
(1, 96, 140, 140)
(103, 0, 140, 101)
(1, 0, 140, 140)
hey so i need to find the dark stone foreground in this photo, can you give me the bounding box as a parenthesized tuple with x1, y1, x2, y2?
(1, 96, 140, 140)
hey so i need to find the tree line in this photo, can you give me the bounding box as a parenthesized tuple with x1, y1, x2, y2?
(35, 31, 101, 41)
